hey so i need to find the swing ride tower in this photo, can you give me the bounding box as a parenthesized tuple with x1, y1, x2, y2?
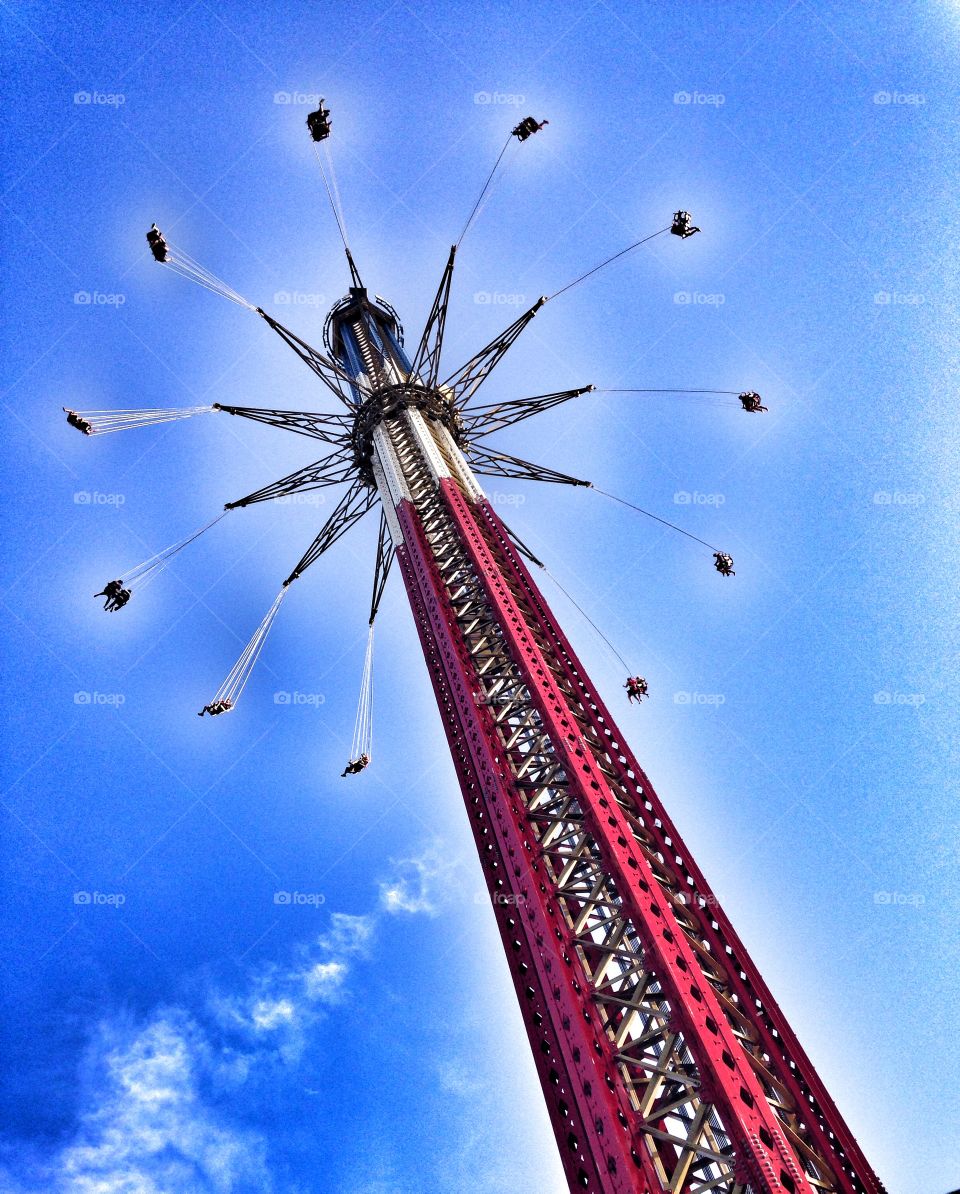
(317, 286, 885, 1194)
(67, 107, 887, 1194)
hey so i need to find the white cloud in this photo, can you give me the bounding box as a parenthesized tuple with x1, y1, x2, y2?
(250, 997, 296, 1031)
(55, 1012, 272, 1194)
(4, 882, 444, 1192)
(208, 916, 372, 1063)
(378, 847, 460, 917)
(434, 1057, 482, 1098)
(7, 910, 380, 1192)
(316, 912, 375, 955)
(303, 959, 346, 1001)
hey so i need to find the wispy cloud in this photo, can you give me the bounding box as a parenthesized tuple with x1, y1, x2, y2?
(33, 1010, 271, 1193)
(4, 910, 378, 1192)
(5, 852, 464, 1192)
(378, 845, 461, 917)
(317, 911, 377, 956)
(209, 914, 373, 1064)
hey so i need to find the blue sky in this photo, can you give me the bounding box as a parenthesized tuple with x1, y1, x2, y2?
(2, 2, 958, 1191)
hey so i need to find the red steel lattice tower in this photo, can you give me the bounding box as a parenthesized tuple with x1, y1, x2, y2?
(92, 171, 888, 1189)
(322, 289, 886, 1194)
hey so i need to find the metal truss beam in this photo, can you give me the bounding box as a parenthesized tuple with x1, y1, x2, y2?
(226, 448, 355, 508)
(467, 444, 592, 488)
(497, 518, 545, 568)
(214, 403, 351, 446)
(385, 419, 653, 1192)
(369, 509, 395, 624)
(284, 480, 377, 584)
(407, 245, 457, 390)
(463, 385, 595, 439)
(380, 411, 752, 1191)
(257, 308, 366, 406)
(441, 297, 546, 408)
(346, 248, 364, 290)
(370, 404, 884, 1194)
(437, 474, 810, 1192)
(467, 498, 886, 1194)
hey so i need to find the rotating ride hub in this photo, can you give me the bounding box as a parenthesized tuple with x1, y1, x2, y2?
(349, 380, 464, 485)
(325, 288, 465, 486)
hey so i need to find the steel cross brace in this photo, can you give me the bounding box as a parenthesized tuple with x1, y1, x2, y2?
(214, 403, 352, 446)
(441, 297, 546, 408)
(437, 477, 815, 1194)
(470, 500, 884, 1194)
(257, 308, 365, 406)
(226, 447, 355, 508)
(394, 497, 662, 1194)
(368, 509, 395, 625)
(284, 481, 377, 584)
(407, 245, 457, 390)
(466, 444, 592, 488)
(464, 386, 596, 439)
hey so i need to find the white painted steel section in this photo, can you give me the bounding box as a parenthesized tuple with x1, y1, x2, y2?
(402, 409, 450, 486)
(431, 422, 486, 504)
(372, 425, 413, 508)
(370, 454, 405, 546)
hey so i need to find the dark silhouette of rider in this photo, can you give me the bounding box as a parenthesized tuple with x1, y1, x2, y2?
(341, 752, 370, 777)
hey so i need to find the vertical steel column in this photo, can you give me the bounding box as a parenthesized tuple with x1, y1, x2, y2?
(333, 295, 883, 1194)
(469, 499, 885, 1194)
(436, 475, 813, 1194)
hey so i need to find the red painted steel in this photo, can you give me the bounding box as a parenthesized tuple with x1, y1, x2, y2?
(438, 478, 812, 1193)
(472, 499, 885, 1194)
(376, 415, 883, 1193)
(395, 516, 661, 1192)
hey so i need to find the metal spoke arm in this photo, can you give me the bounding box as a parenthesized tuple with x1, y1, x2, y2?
(284, 481, 378, 584)
(256, 309, 365, 406)
(369, 510, 395, 624)
(462, 385, 594, 439)
(441, 297, 546, 408)
(214, 403, 351, 445)
(466, 445, 592, 487)
(497, 518, 545, 568)
(226, 448, 355, 508)
(346, 248, 364, 290)
(407, 245, 456, 389)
